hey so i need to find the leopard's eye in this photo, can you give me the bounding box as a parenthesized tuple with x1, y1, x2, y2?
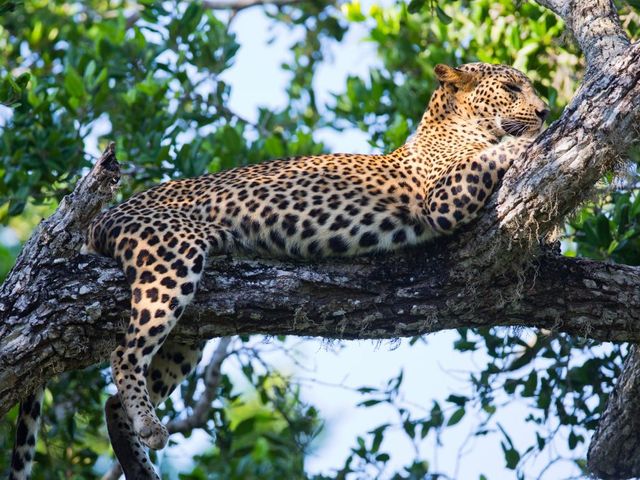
(504, 83, 522, 93)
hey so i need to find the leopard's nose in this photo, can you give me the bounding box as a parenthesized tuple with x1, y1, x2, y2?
(536, 108, 550, 120)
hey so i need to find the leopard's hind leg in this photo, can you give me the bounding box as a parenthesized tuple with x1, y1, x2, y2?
(110, 227, 210, 450)
(105, 395, 157, 480)
(106, 339, 205, 480)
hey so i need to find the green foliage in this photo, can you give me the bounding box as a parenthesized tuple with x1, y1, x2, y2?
(0, 0, 334, 221)
(332, 0, 579, 150)
(0, 242, 19, 281)
(1, 0, 639, 478)
(326, 372, 436, 479)
(567, 180, 640, 264)
(180, 373, 320, 480)
(0, 71, 30, 107)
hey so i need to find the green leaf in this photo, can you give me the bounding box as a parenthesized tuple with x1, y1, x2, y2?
(430, 401, 443, 427)
(504, 448, 520, 469)
(435, 5, 452, 24)
(371, 427, 385, 452)
(15, 72, 30, 90)
(376, 453, 390, 462)
(0, 74, 23, 105)
(341, 0, 366, 22)
(447, 407, 465, 426)
(497, 423, 515, 449)
(8, 199, 26, 216)
(83, 60, 96, 84)
(568, 430, 583, 450)
(407, 0, 426, 14)
(446, 394, 468, 406)
(0, 0, 20, 15)
(264, 136, 285, 158)
(595, 214, 612, 245)
(233, 417, 256, 436)
(522, 371, 537, 397)
(64, 66, 86, 98)
(403, 420, 416, 439)
(181, 3, 203, 35)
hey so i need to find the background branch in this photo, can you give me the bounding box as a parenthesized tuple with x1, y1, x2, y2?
(125, 0, 306, 29)
(202, 0, 301, 10)
(167, 337, 232, 434)
(535, 0, 630, 68)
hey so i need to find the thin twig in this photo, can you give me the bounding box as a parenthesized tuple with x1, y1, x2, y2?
(125, 0, 305, 29)
(167, 337, 232, 433)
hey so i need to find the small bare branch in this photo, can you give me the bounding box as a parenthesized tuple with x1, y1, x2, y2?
(202, 0, 302, 10)
(125, 0, 305, 29)
(167, 337, 232, 434)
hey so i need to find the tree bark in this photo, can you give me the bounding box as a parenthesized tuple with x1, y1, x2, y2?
(1, 1, 640, 478)
(2, 228, 640, 418)
(588, 346, 640, 479)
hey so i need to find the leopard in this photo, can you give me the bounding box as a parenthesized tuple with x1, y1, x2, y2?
(10, 62, 548, 480)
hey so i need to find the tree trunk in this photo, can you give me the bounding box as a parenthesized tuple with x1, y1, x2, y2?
(588, 345, 640, 479)
(1, 1, 640, 477)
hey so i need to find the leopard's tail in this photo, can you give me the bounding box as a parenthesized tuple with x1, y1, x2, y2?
(9, 387, 44, 480)
(81, 209, 114, 258)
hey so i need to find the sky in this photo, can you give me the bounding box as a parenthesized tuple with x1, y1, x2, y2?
(152, 4, 584, 480)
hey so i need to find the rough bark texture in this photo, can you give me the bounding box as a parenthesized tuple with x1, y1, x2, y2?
(3, 234, 640, 418)
(588, 346, 640, 479)
(0, 1, 639, 478)
(0, 143, 120, 405)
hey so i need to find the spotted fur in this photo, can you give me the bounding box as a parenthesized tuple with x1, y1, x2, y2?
(9, 389, 43, 480)
(11, 63, 547, 479)
(104, 340, 203, 480)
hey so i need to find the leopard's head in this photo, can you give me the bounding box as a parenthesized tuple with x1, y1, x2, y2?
(434, 62, 549, 137)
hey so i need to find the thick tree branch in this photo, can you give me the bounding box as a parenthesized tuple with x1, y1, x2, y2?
(494, 4, 640, 474)
(588, 346, 640, 479)
(0, 143, 119, 409)
(1, 232, 640, 418)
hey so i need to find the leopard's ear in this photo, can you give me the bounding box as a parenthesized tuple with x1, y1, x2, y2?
(434, 64, 477, 89)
